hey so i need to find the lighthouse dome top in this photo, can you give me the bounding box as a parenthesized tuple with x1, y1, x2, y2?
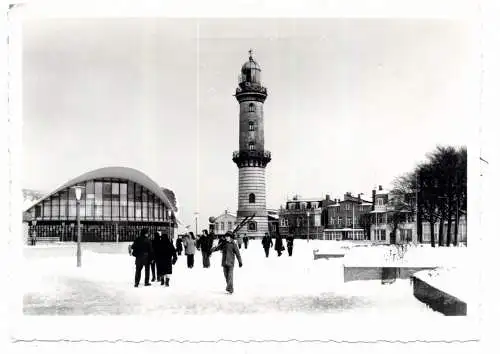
(241, 55, 261, 72)
(239, 50, 262, 85)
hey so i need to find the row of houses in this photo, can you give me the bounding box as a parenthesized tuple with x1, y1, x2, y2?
(278, 186, 467, 244)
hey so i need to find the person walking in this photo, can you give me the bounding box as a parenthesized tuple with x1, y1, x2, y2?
(275, 231, 284, 257)
(156, 232, 178, 287)
(184, 232, 197, 268)
(242, 234, 249, 249)
(150, 231, 161, 282)
(236, 235, 243, 249)
(261, 233, 273, 258)
(211, 231, 243, 294)
(175, 235, 183, 256)
(199, 229, 213, 268)
(286, 234, 294, 256)
(131, 228, 153, 287)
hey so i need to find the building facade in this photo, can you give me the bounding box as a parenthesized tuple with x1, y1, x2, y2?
(368, 185, 467, 244)
(323, 193, 373, 241)
(23, 167, 177, 242)
(279, 195, 334, 240)
(232, 51, 271, 239)
(212, 210, 237, 236)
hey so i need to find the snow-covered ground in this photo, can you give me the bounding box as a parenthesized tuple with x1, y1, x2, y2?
(13, 240, 478, 342)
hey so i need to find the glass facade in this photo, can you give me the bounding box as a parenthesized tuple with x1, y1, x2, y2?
(28, 179, 171, 223)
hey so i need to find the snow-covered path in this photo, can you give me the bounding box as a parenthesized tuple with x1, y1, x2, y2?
(23, 241, 436, 316)
(14, 240, 481, 343)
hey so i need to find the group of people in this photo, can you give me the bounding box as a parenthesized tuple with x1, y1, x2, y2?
(129, 228, 177, 288)
(130, 228, 295, 294)
(130, 228, 243, 294)
(261, 232, 294, 258)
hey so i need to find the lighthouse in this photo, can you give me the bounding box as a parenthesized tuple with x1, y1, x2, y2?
(232, 50, 271, 239)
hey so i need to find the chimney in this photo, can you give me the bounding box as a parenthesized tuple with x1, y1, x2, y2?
(325, 194, 330, 201)
(357, 193, 361, 201)
(378, 185, 383, 191)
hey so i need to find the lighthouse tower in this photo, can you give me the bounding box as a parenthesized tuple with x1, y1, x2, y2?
(232, 50, 271, 239)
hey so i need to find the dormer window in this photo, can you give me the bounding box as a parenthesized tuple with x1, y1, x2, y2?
(249, 121, 255, 131)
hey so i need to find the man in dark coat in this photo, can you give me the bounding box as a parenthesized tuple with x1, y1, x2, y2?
(175, 236, 183, 256)
(131, 228, 153, 287)
(151, 231, 162, 282)
(274, 231, 284, 257)
(211, 231, 243, 294)
(261, 233, 273, 258)
(155, 233, 178, 287)
(242, 234, 249, 249)
(286, 235, 294, 256)
(199, 229, 213, 268)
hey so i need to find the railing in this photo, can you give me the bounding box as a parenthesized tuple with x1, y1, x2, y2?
(232, 150, 271, 160)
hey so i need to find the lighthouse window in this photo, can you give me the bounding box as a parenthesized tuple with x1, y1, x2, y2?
(248, 103, 255, 112)
(248, 121, 255, 131)
(249, 193, 256, 203)
(248, 221, 257, 231)
(249, 142, 255, 150)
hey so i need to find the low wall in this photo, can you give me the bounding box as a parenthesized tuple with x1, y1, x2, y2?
(343, 266, 436, 283)
(411, 276, 467, 316)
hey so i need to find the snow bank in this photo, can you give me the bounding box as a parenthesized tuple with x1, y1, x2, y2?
(413, 266, 478, 312)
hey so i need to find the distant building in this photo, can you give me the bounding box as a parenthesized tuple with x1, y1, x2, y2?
(278, 195, 334, 240)
(267, 209, 279, 238)
(212, 210, 237, 236)
(323, 192, 373, 241)
(368, 185, 467, 244)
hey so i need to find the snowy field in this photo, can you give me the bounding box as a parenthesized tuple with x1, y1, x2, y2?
(13, 240, 479, 342)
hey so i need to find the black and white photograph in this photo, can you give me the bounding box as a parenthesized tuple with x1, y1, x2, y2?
(4, 0, 496, 351)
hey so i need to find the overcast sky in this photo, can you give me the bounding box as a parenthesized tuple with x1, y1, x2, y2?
(22, 18, 478, 229)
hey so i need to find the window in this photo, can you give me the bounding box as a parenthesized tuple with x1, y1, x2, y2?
(311, 202, 318, 209)
(338, 217, 343, 226)
(248, 103, 255, 112)
(249, 193, 255, 203)
(347, 217, 352, 226)
(345, 203, 351, 211)
(288, 203, 295, 210)
(381, 229, 386, 241)
(215, 223, 219, 232)
(249, 142, 255, 150)
(228, 221, 233, 230)
(377, 198, 384, 206)
(248, 221, 257, 231)
(221, 222, 225, 232)
(301, 202, 306, 210)
(249, 121, 255, 131)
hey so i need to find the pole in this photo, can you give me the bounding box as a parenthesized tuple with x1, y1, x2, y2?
(195, 214, 198, 238)
(307, 213, 309, 242)
(76, 199, 82, 267)
(352, 201, 355, 240)
(415, 173, 418, 242)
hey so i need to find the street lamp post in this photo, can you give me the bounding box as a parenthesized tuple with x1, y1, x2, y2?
(31, 219, 37, 245)
(73, 185, 84, 267)
(194, 212, 199, 238)
(306, 210, 310, 242)
(168, 209, 172, 240)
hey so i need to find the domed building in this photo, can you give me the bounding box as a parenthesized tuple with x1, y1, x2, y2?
(23, 167, 177, 242)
